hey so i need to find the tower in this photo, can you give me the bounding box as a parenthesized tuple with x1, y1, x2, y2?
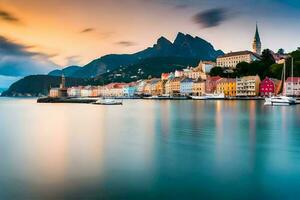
(60, 73, 65, 89)
(252, 23, 262, 55)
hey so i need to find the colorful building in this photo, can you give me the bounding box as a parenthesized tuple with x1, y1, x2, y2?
(259, 77, 280, 97)
(180, 78, 194, 96)
(205, 76, 222, 93)
(216, 78, 236, 97)
(284, 77, 300, 96)
(192, 79, 206, 96)
(236, 75, 261, 96)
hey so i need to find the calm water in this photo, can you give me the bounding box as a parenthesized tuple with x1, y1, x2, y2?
(0, 98, 300, 199)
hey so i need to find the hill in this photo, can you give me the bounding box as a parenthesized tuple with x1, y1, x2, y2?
(1, 75, 89, 97)
(4, 32, 224, 96)
(49, 32, 223, 78)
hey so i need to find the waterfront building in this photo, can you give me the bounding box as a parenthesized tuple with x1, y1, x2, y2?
(81, 86, 93, 97)
(49, 74, 68, 98)
(197, 61, 216, 74)
(49, 88, 60, 98)
(156, 80, 166, 95)
(192, 79, 206, 96)
(216, 51, 261, 68)
(123, 85, 137, 97)
(165, 78, 172, 95)
(149, 78, 161, 96)
(236, 75, 261, 96)
(164, 77, 182, 95)
(284, 77, 300, 96)
(143, 80, 152, 95)
(205, 76, 222, 93)
(180, 78, 194, 96)
(216, 78, 236, 97)
(252, 23, 262, 55)
(259, 77, 281, 97)
(136, 80, 147, 95)
(68, 86, 82, 97)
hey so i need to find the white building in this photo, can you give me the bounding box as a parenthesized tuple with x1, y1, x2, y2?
(217, 51, 261, 68)
(80, 86, 93, 97)
(197, 61, 216, 74)
(68, 87, 82, 97)
(236, 75, 261, 96)
(180, 78, 194, 95)
(284, 77, 300, 96)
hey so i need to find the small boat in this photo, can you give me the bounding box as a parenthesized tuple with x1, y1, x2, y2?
(264, 96, 296, 106)
(191, 95, 209, 100)
(94, 98, 123, 105)
(191, 93, 224, 100)
(144, 95, 170, 100)
(206, 93, 225, 100)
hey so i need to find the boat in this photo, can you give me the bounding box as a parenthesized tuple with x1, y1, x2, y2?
(191, 95, 209, 100)
(144, 95, 170, 100)
(264, 58, 296, 106)
(264, 96, 296, 106)
(191, 93, 225, 100)
(206, 93, 225, 100)
(93, 98, 123, 105)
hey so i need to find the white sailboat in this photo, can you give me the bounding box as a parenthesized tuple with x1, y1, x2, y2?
(264, 58, 296, 106)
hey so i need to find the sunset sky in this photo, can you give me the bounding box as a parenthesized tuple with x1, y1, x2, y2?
(0, 0, 300, 87)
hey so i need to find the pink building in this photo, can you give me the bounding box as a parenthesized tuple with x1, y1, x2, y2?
(205, 76, 222, 93)
(259, 77, 280, 97)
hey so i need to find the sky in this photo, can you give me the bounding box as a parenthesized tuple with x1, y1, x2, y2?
(0, 0, 300, 87)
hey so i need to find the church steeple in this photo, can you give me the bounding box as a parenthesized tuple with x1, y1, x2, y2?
(252, 23, 262, 55)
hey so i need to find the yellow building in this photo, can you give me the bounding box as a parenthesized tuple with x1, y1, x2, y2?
(216, 78, 236, 97)
(192, 79, 206, 96)
(156, 80, 166, 96)
(169, 77, 182, 95)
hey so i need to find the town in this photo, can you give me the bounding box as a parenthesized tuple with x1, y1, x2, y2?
(48, 25, 300, 100)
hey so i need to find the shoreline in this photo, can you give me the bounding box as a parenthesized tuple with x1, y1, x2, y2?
(36, 96, 266, 104)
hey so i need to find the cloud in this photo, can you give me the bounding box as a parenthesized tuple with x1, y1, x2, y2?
(0, 35, 58, 77)
(115, 41, 137, 47)
(80, 28, 95, 33)
(0, 9, 20, 24)
(192, 8, 231, 28)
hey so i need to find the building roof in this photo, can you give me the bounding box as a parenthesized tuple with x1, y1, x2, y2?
(286, 77, 300, 83)
(218, 50, 261, 59)
(181, 78, 194, 83)
(217, 78, 236, 83)
(206, 76, 222, 82)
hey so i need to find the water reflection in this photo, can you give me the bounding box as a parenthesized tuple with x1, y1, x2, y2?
(1, 98, 300, 199)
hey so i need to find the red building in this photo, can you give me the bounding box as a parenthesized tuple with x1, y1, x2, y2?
(205, 76, 222, 93)
(259, 77, 280, 96)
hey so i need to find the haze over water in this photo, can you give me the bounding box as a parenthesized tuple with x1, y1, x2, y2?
(0, 98, 300, 199)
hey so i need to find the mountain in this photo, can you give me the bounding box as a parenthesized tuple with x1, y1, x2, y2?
(3, 32, 224, 96)
(50, 32, 223, 78)
(48, 66, 81, 77)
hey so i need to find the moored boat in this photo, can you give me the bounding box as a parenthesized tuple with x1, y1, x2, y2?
(94, 98, 123, 105)
(264, 96, 296, 106)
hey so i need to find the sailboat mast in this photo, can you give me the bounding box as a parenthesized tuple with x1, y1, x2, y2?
(292, 57, 294, 96)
